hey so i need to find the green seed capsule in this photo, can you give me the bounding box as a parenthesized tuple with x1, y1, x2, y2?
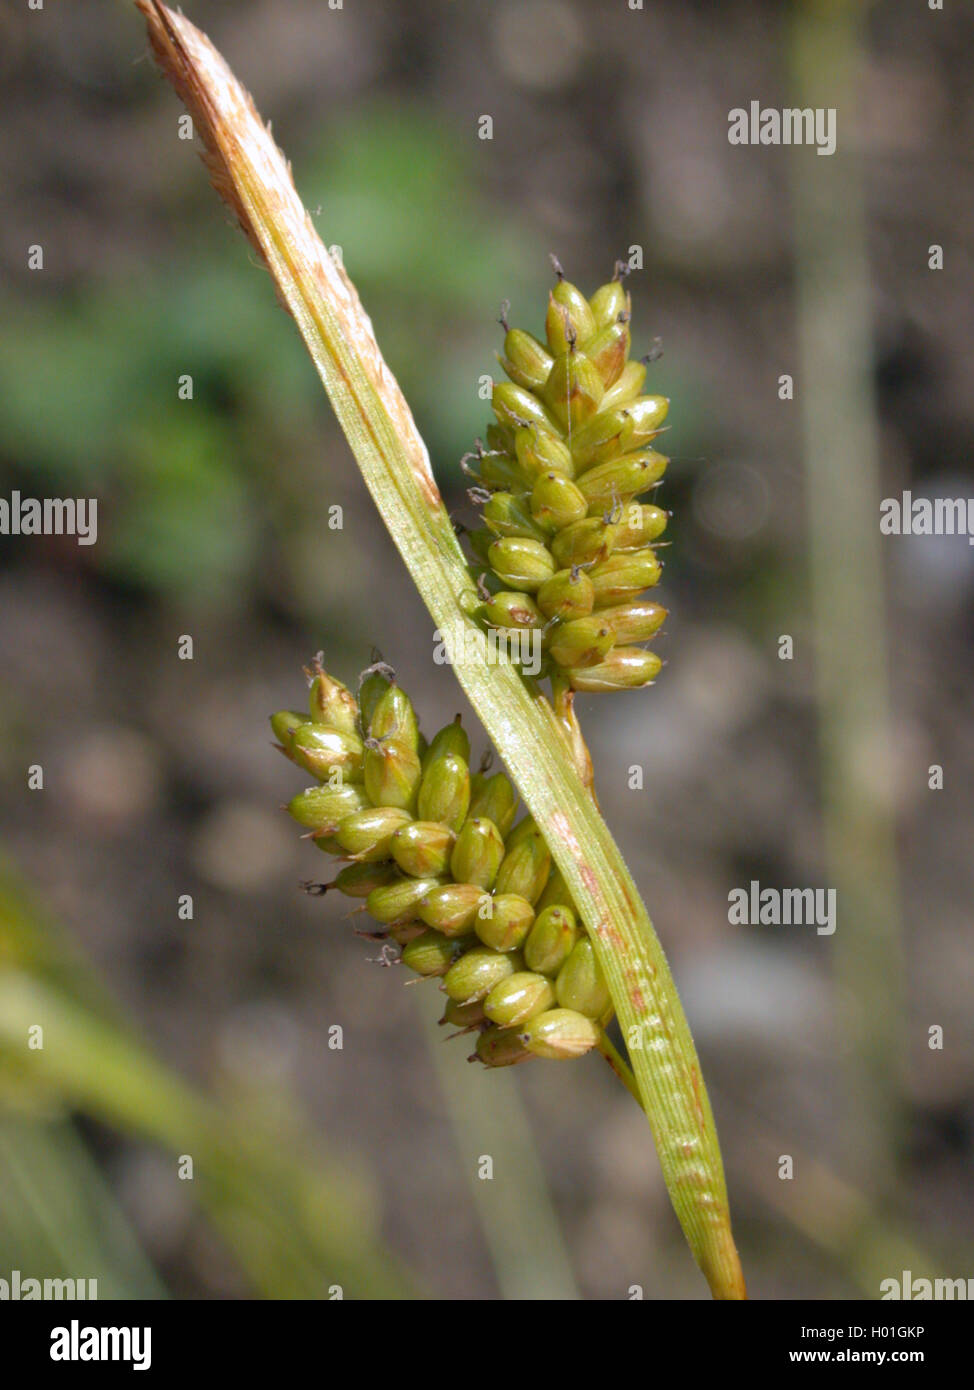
(312, 833, 344, 856)
(467, 527, 496, 565)
(524, 905, 579, 976)
(307, 667, 359, 736)
(583, 320, 630, 389)
(331, 861, 400, 899)
(550, 517, 616, 569)
(542, 351, 605, 430)
(450, 816, 505, 889)
(569, 646, 662, 691)
(367, 682, 420, 753)
(618, 395, 669, 452)
(537, 567, 595, 621)
(484, 972, 555, 1027)
(336, 805, 413, 861)
(533, 866, 577, 915)
(612, 501, 669, 548)
(598, 599, 667, 644)
(588, 278, 629, 331)
(466, 770, 487, 803)
(401, 929, 459, 977)
(545, 281, 596, 356)
(474, 893, 535, 952)
(577, 451, 668, 511)
(417, 751, 470, 832)
(442, 997, 486, 1029)
(486, 423, 515, 454)
(501, 815, 534, 850)
(520, 1007, 600, 1059)
(569, 397, 667, 469)
(483, 491, 550, 544)
(513, 426, 575, 480)
(482, 591, 543, 631)
(600, 359, 647, 410)
(443, 945, 521, 1005)
(389, 920, 427, 946)
(555, 938, 611, 1018)
(501, 328, 554, 392)
(367, 875, 443, 925)
(567, 405, 630, 468)
(418, 882, 490, 937)
(270, 710, 305, 749)
(494, 826, 551, 904)
(530, 473, 588, 532)
(492, 381, 561, 436)
(358, 670, 391, 731)
(589, 550, 662, 606)
(478, 451, 527, 492)
(290, 724, 365, 782)
(391, 821, 455, 878)
(287, 783, 370, 832)
(545, 615, 614, 670)
(363, 737, 423, 811)
(422, 717, 471, 769)
(474, 1026, 531, 1068)
(487, 537, 556, 593)
(467, 772, 518, 838)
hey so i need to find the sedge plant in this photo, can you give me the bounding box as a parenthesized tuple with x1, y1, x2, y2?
(134, 0, 746, 1300)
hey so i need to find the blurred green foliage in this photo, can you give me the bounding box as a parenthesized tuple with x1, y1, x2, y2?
(0, 106, 541, 607)
(0, 865, 417, 1299)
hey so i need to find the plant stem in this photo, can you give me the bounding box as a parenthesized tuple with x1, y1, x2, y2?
(789, 0, 904, 1193)
(596, 1029, 641, 1104)
(134, 0, 745, 1299)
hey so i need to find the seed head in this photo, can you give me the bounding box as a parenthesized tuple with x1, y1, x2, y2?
(466, 268, 670, 697)
(272, 658, 617, 1075)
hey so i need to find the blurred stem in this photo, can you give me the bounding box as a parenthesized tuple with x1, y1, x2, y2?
(134, 0, 745, 1297)
(739, 1107, 950, 1300)
(0, 862, 417, 1302)
(417, 992, 580, 1300)
(789, 0, 904, 1192)
(0, 1118, 168, 1298)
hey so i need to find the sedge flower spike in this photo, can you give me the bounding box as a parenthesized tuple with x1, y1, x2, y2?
(274, 658, 610, 1067)
(136, 0, 745, 1299)
(465, 260, 669, 694)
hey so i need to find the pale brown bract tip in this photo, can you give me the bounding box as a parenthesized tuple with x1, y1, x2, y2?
(134, 1, 442, 511)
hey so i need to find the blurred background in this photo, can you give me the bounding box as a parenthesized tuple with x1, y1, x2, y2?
(1, 0, 972, 1299)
